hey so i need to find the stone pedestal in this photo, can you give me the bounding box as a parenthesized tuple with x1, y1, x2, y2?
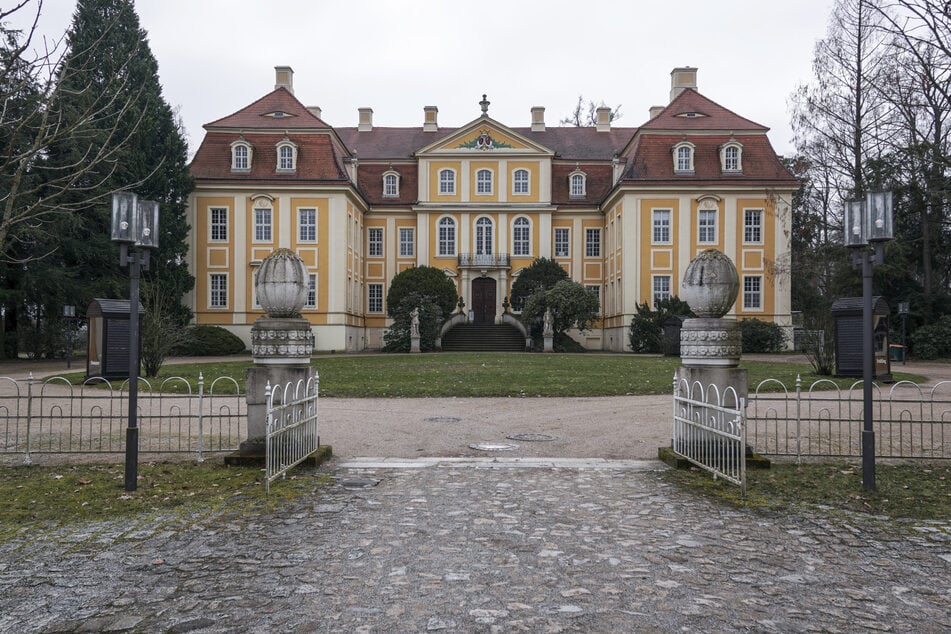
(410, 335, 420, 353)
(680, 318, 742, 367)
(250, 316, 314, 365)
(241, 363, 314, 454)
(543, 335, 553, 352)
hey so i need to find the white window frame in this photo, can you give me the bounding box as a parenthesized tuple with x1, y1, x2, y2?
(276, 141, 297, 172)
(438, 169, 456, 195)
(586, 285, 601, 314)
(512, 168, 530, 195)
(652, 209, 672, 244)
(368, 227, 383, 257)
(698, 209, 717, 244)
(297, 207, 316, 242)
(210, 207, 228, 242)
(383, 171, 399, 198)
(209, 273, 228, 309)
(554, 227, 570, 258)
(231, 141, 251, 171)
(438, 216, 456, 256)
(305, 273, 317, 309)
(399, 227, 414, 257)
(475, 216, 493, 255)
(744, 209, 763, 244)
(652, 275, 672, 308)
(585, 228, 601, 258)
(569, 171, 586, 198)
(512, 217, 531, 257)
(673, 142, 695, 173)
(743, 275, 763, 310)
(254, 208, 272, 242)
(368, 283, 384, 313)
(476, 169, 493, 195)
(721, 142, 743, 173)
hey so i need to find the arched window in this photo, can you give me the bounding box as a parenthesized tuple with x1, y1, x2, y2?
(512, 169, 530, 195)
(439, 169, 456, 195)
(277, 140, 297, 171)
(438, 217, 456, 256)
(475, 217, 493, 255)
(673, 142, 695, 173)
(231, 141, 252, 171)
(383, 171, 399, 197)
(569, 169, 587, 198)
(512, 217, 530, 256)
(720, 142, 743, 173)
(476, 169, 493, 195)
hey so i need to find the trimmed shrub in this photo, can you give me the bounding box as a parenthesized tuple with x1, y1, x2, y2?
(628, 297, 694, 353)
(740, 318, 786, 353)
(910, 315, 951, 360)
(173, 325, 246, 356)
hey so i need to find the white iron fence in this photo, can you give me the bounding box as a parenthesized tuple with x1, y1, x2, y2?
(265, 374, 320, 495)
(747, 377, 951, 461)
(0, 374, 244, 464)
(672, 378, 747, 494)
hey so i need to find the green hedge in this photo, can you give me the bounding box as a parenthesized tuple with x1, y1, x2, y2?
(172, 325, 246, 356)
(740, 318, 786, 353)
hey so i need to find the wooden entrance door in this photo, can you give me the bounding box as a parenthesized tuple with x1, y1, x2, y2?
(471, 278, 496, 324)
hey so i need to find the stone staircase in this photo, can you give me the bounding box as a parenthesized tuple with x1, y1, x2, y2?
(441, 323, 526, 352)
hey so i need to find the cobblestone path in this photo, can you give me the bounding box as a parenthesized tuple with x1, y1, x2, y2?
(1, 458, 950, 633)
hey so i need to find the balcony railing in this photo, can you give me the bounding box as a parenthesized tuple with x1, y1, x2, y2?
(458, 253, 510, 268)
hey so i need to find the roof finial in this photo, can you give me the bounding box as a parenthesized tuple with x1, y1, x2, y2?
(480, 94, 490, 116)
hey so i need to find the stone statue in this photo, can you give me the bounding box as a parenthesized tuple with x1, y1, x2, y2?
(543, 308, 553, 337)
(410, 307, 420, 338)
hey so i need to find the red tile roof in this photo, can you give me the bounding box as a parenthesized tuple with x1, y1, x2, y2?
(638, 89, 767, 132)
(190, 132, 349, 182)
(204, 88, 330, 130)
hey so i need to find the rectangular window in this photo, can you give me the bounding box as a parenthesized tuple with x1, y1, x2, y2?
(210, 207, 228, 242)
(399, 228, 414, 257)
(652, 209, 671, 244)
(254, 208, 272, 242)
(513, 169, 529, 195)
(209, 274, 228, 308)
(744, 209, 763, 244)
(368, 227, 383, 257)
(368, 283, 384, 313)
(744, 275, 762, 310)
(586, 285, 601, 313)
(652, 275, 671, 308)
(304, 273, 317, 309)
(585, 228, 600, 257)
(476, 170, 493, 194)
(512, 220, 530, 256)
(298, 208, 316, 242)
(439, 170, 455, 195)
(698, 209, 716, 243)
(554, 228, 570, 257)
(438, 220, 456, 256)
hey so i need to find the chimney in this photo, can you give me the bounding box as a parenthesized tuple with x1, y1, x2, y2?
(669, 66, 698, 102)
(358, 107, 373, 132)
(596, 107, 611, 132)
(423, 106, 438, 132)
(531, 106, 545, 132)
(307, 106, 322, 119)
(274, 65, 294, 94)
(649, 105, 665, 119)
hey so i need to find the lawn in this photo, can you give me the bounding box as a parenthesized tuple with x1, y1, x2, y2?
(93, 353, 924, 398)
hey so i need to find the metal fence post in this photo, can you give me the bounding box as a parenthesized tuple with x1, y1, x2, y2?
(795, 374, 802, 464)
(197, 372, 205, 463)
(24, 373, 34, 466)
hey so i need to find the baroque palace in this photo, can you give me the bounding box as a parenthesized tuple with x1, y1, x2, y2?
(186, 66, 798, 352)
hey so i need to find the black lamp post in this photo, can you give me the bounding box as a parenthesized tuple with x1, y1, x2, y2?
(63, 305, 76, 369)
(898, 302, 909, 366)
(111, 192, 160, 492)
(844, 190, 893, 491)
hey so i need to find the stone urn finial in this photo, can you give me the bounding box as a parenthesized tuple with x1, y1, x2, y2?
(255, 248, 308, 318)
(680, 249, 739, 318)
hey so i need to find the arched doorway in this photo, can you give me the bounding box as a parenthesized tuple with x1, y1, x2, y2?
(471, 277, 496, 324)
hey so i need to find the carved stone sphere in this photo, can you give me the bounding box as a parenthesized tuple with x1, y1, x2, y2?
(680, 249, 739, 318)
(255, 248, 307, 318)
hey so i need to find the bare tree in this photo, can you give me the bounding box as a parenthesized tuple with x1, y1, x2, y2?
(559, 95, 623, 127)
(0, 1, 146, 263)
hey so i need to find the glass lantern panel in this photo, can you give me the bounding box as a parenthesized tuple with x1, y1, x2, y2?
(111, 192, 138, 243)
(136, 200, 160, 248)
(844, 199, 866, 247)
(867, 191, 893, 242)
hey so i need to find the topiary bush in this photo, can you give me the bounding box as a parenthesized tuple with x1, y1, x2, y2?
(909, 315, 951, 360)
(172, 325, 246, 356)
(628, 297, 694, 353)
(739, 318, 786, 353)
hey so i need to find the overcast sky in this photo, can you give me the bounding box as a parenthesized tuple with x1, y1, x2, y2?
(11, 0, 834, 158)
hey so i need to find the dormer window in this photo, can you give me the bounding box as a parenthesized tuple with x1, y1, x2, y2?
(673, 141, 695, 174)
(231, 140, 252, 171)
(569, 168, 587, 198)
(720, 141, 743, 173)
(276, 140, 297, 172)
(383, 170, 400, 198)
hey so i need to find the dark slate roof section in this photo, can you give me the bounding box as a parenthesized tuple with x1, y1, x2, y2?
(638, 89, 768, 132)
(552, 163, 615, 206)
(190, 132, 349, 182)
(621, 134, 796, 186)
(336, 126, 637, 161)
(356, 164, 419, 206)
(204, 88, 330, 130)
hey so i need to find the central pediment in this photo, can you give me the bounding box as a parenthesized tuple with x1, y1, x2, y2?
(416, 116, 554, 156)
